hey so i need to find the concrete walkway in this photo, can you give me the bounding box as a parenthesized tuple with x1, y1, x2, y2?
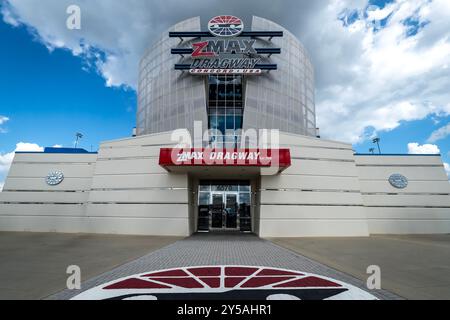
(8, 232, 440, 300)
(0, 232, 182, 299)
(270, 235, 450, 300)
(50, 233, 397, 300)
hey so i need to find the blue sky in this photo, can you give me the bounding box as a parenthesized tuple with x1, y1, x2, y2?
(0, 19, 136, 152)
(1, 0, 450, 188)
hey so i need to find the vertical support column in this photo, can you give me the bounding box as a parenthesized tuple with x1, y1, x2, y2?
(252, 177, 262, 235)
(188, 176, 198, 235)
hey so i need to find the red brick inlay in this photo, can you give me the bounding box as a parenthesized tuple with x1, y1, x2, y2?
(241, 276, 295, 288)
(143, 269, 189, 277)
(153, 277, 204, 288)
(104, 278, 171, 290)
(199, 277, 221, 288)
(274, 276, 341, 288)
(225, 277, 247, 288)
(256, 269, 304, 276)
(225, 267, 258, 276)
(188, 267, 221, 277)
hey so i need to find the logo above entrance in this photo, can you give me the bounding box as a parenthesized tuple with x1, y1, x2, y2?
(208, 16, 244, 37)
(159, 148, 291, 170)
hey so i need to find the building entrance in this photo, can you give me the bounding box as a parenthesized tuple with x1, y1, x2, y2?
(198, 181, 251, 232)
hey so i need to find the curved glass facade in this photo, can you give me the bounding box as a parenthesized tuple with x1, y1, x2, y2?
(244, 17, 316, 137)
(137, 17, 208, 136)
(137, 16, 316, 139)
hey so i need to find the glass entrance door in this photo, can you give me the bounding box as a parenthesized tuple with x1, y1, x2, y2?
(211, 193, 224, 228)
(225, 194, 238, 229)
(197, 181, 252, 232)
(211, 193, 239, 230)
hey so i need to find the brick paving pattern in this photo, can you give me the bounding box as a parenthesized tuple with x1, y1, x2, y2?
(50, 233, 401, 300)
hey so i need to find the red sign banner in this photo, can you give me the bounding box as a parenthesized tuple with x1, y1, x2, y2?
(159, 148, 291, 168)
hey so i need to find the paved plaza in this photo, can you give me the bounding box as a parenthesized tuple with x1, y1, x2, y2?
(271, 234, 450, 300)
(50, 233, 397, 300)
(2, 231, 448, 300)
(0, 232, 182, 299)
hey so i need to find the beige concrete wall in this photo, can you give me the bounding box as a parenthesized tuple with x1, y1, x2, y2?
(1, 131, 449, 237)
(0, 132, 190, 236)
(85, 132, 190, 236)
(259, 133, 369, 237)
(0, 152, 97, 233)
(355, 155, 450, 234)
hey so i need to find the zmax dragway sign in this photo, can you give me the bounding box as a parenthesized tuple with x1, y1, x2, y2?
(158, 148, 292, 168)
(170, 15, 282, 75)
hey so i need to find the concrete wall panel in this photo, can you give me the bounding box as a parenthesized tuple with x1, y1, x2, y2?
(357, 166, 448, 181)
(91, 174, 188, 189)
(87, 204, 188, 218)
(13, 153, 97, 163)
(362, 194, 450, 207)
(4, 177, 93, 191)
(98, 146, 164, 159)
(261, 190, 363, 205)
(0, 204, 86, 217)
(355, 155, 444, 166)
(7, 163, 95, 178)
(0, 216, 86, 233)
(283, 160, 358, 177)
(262, 175, 360, 191)
(85, 217, 190, 236)
(260, 205, 366, 220)
(0, 191, 88, 203)
(359, 180, 450, 194)
(88, 190, 188, 204)
(93, 159, 166, 175)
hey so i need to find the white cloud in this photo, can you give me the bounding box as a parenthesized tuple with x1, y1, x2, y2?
(1, 3, 18, 26)
(444, 162, 450, 178)
(427, 122, 450, 143)
(1, 142, 44, 173)
(0, 115, 9, 133)
(0, 116, 9, 125)
(312, 0, 450, 143)
(1, 0, 167, 89)
(407, 142, 440, 155)
(1, 0, 450, 143)
(366, 3, 395, 21)
(14, 142, 44, 153)
(0, 151, 14, 174)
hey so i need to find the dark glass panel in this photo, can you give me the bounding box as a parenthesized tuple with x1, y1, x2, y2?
(199, 192, 210, 205)
(217, 116, 225, 134)
(226, 116, 235, 130)
(235, 115, 243, 129)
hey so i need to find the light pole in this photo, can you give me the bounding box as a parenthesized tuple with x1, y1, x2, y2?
(372, 138, 381, 154)
(75, 132, 83, 149)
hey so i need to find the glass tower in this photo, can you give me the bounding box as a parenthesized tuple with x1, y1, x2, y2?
(137, 16, 317, 141)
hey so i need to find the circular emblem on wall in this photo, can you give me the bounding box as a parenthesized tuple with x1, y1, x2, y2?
(45, 171, 64, 186)
(208, 16, 244, 37)
(388, 174, 408, 189)
(71, 266, 378, 300)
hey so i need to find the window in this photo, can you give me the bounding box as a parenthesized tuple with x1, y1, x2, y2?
(226, 115, 234, 130)
(207, 75, 244, 147)
(199, 192, 210, 205)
